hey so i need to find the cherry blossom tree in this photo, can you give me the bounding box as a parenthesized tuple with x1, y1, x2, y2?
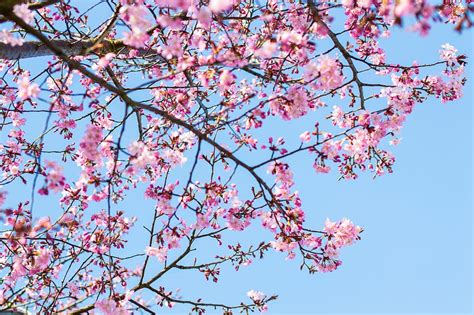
(0, 0, 470, 314)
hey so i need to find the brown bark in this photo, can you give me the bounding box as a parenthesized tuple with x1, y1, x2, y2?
(0, 39, 97, 60)
(0, 38, 154, 60)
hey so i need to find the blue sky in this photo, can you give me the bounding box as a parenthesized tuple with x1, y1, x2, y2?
(1, 3, 471, 314)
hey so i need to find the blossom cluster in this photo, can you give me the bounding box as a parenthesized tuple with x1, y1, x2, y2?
(0, 0, 468, 314)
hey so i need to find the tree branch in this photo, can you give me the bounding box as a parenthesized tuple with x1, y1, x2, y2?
(0, 0, 60, 22)
(0, 38, 136, 60)
(307, 0, 366, 109)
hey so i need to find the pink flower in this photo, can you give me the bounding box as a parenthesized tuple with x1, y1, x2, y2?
(389, 138, 402, 146)
(196, 211, 211, 228)
(17, 75, 40, 100)
(145, 246, 168, 262)
(267, 161, 294, 188)
(286, 85, 308, 118)
(331, 106, 352, 128)
(164, 149, 187, 166)
(324, 218, 362, 248)
(0, 191, 6, 208)
(157, 16, 184, 29)
(10, 258, 28, 280)
(155, 0, 191, 10)
(120, 5, 152, 48)
(218, 69, 236, 91)
(9, 164, 19, 175)
(270, 240, 297, 253)
(34, 216, 52, 231)
(299, 131, 311, 142)
(247, 290, 268, 311)
(261, 211, 279, 232)
(247, 289, 265, 302)
(225, 207, 251, 231)
(96, 115, 113, 130)
(161, 35, 184, 59)
(77, 124, 103, 166)
(44, 161, 66, 193)
(314, 164, 330, 173)
(93, 53, 116, 70)
(209, 0, 235, 13)
(311, 55, 344, 91)
(13, 4, 35, 24)
(197, 6, 212, 28)
(34, 248, 51, 270)
(440, 43, 458, 65)
(270, 86, 309, 120)
(95, 299, 130, 315)
(155, 194, 175, 216)
(277, 30, 304, 50)
(394, 0, 416, 17)
(67, 282, 80, 297)
(0, 30, 24, 46)
(129, 141, 156, 169)
(254, 41, 277, 59)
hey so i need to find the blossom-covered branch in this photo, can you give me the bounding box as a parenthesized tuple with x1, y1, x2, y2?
(0, 0, 468, 314)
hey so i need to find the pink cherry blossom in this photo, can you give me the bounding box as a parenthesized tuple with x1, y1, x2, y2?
(313, 55, 345, 91)
(93, 53, 116, 70)
(13, 4, 35, 24)
(77, 124, 103, 166)
(324, 218, 362, 248)
(0, 29, 24, 46)
(314, 164, 330, 173)
(247, 290, 265, 301)
(440, 43, 458, 65)
(0, 191, 6, 208)
(17, 74, 40, 100)
(155, 0, 191, 10)
(218, 69, 236, 91)
(129, 141, 157, 169)
(299, 131, 311, 143)
(197, 6, 212, 28)
(209, 0, 235, 13)
(145, 246, 168, 262)
(0, 1, 468, 313)
(120, 4, 152, 48)
(33, 248, 51, 270)
(254, 41, 277, 58)
(95, 299, 131, 315)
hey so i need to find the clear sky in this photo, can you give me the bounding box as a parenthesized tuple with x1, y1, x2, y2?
(1, 4, 471, 315)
